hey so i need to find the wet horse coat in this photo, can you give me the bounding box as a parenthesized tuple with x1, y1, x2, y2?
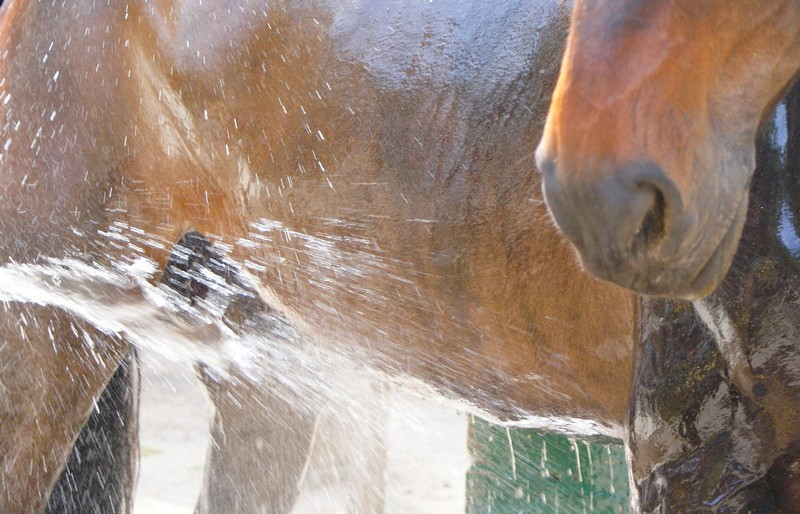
(0, 1, 636, 512)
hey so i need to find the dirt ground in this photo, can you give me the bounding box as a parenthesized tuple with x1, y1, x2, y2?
(133, 348, 471, 513)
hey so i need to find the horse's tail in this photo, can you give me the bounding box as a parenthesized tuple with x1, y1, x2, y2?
(45, 346, 141, 514)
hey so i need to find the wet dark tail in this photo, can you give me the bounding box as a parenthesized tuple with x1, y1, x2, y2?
(45, 347, 141, 514)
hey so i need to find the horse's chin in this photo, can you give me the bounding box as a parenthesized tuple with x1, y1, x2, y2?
(580, 197, 748, 300)
(682, 217, 746, 300)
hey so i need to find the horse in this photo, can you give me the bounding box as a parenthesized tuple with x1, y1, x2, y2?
(539, 0, 800, 511)
(0, 1, 638, 512)
(9, 0, 799, 511)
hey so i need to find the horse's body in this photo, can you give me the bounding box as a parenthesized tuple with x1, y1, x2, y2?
(0, 1, 637, 512)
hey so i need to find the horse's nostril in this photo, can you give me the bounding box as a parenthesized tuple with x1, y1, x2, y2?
(543, 160, 684, 281)
(599, 162, 683, 263)
(631, 185, 667, 257)
(536, 151, 556, 178)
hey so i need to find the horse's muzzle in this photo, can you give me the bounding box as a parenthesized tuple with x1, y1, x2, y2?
(537, 155, 716, 298)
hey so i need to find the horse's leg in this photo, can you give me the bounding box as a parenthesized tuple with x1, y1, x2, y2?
(195, 366, 388, 514)
(44, 346, 139, 514)
(629, 297, 779, 511)
(160, 232, 387, 513)
(156, 232, 315, 513)
(193, 367, 317, 514)
(0, 304, 129, 513)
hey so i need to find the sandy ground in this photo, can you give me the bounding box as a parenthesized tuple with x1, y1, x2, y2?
(133, 348, 471, 513)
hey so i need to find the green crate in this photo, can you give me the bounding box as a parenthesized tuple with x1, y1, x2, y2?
(466, 418, 629, 513)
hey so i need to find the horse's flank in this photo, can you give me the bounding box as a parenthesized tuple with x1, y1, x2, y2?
(0, 1, 634, 511)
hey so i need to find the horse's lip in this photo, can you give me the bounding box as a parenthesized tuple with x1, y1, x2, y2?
(578, 196, 747, 300)
(671, 193, 748, 299)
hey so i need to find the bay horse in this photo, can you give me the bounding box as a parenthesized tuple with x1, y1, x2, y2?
(0, 1, 637, 513)
(539, 0, 800, 511)
(7, 0, 798, 511)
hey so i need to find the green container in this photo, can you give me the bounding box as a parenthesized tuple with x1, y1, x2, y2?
(466, 418, 629, 513)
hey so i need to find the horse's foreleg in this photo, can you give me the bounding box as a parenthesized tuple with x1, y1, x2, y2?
(630, 297, 785, 512)
(160, 232, 388, 512)
(193, 367, 317, 514)
(0, 304, 129, 513)
(194, 366, 389, 514)
(159, 232, 318, 513)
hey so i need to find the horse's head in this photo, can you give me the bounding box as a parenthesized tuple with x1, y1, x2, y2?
(536, 1, 800, 299)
